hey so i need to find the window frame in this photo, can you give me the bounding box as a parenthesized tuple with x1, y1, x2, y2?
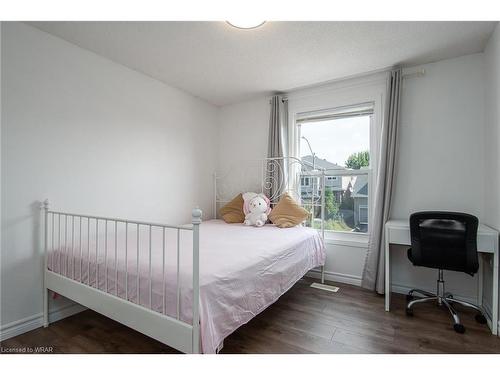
(297, 113, 373, 236)
(286, 74, 386, 240)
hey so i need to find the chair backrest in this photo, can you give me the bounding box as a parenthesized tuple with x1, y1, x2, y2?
(409, 211, 479, 275)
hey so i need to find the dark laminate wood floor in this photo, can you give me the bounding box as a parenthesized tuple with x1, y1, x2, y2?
(2, 278, 500, 354)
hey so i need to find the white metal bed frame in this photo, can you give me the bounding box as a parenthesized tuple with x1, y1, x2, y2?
(41, 157, 327, 353)
(42, 201, 202, 353)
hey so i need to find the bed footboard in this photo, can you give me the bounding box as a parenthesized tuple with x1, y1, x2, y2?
(41, 199, 202, 354)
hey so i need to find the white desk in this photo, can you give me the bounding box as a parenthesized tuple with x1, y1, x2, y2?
(384, 219, 499, 335)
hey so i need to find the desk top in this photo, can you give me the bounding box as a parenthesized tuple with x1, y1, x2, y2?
(386, 219, 499, 236)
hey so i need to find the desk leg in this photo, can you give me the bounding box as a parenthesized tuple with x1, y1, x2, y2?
(384, 227, 391, 312)
(477, 255, 483, 307)
(492, 250, 498, 335)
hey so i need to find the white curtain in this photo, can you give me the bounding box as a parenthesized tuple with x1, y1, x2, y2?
(361, 68, 402, 293)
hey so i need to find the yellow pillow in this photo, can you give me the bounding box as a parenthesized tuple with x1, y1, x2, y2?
(219, 193, 245, 223)
(269, 193, 309, 228)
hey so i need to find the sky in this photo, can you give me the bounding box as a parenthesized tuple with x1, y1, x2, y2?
(299, 115, 370, 167)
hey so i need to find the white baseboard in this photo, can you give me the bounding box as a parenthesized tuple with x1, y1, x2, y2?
(0, 303, 87, 342)
(482, 298, 493, 320)
(307, 268, 362, 286)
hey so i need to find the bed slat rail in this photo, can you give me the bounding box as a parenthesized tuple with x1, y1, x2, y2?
(42, 200, 202, 354)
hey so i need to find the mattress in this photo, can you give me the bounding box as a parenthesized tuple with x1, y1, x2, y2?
(48, 219, 325, 353)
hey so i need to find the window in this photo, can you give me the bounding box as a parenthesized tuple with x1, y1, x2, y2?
(359, 205, 368, 225)
(297, 104, 373, 234)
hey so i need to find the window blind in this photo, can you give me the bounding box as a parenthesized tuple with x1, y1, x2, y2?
(296, 103, 374, 124)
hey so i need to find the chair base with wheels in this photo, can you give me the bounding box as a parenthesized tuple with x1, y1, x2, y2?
(405, 269, 487, 333)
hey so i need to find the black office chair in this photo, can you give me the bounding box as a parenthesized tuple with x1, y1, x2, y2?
(405, 211, 487, 333)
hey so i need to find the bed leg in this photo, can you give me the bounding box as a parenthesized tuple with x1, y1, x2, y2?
(42, 199, 50, 328)
(43, 287, 49, 328)
(321, 265, 325, 284)
(216, 340, 224, 354)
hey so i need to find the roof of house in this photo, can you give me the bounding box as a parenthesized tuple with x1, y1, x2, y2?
(301, 155, 345, 171)
(352, 174, 368, 197)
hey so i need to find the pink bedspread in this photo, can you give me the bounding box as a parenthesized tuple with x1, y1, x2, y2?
(48, 219, 325, 353)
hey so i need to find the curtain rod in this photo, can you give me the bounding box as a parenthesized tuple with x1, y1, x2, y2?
(402, 68, 425, 79)
(268, 68, 425, 104)
(268, 97, 288, 104)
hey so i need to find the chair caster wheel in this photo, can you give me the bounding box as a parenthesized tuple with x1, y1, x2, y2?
(406, 294, 413, 302)
(405, 308, 413, 316)
(453, 324, 465, 334)
(475, 314, 487, 324)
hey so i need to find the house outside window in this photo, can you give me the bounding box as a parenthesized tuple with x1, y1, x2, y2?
(358, 205, 369, 225)
(301, 177, 310, 186)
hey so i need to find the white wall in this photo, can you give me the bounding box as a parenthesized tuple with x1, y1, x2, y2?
(392, 53, 485, 220)
(484, 23, 500, 232)
(390, 53, 487, 302)
(484, 22, 500, 331)
(217, 53, 489, 300)
(0, 22, 2, 328)
(217, 96, 270, 173)
(0, 22, 218, 337)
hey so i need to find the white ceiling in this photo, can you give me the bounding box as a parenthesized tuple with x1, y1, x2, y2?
(28, 21, 497, 106)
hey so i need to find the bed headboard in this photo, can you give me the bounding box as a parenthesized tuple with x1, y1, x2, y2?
(214, 156, 325, 219)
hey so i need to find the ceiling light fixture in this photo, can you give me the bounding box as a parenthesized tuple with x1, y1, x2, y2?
(226, 20, 266, 29)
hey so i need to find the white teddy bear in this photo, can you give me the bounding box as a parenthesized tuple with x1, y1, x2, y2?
(242, 192, 272, 227)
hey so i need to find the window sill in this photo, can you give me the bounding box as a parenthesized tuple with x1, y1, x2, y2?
(323, 231, 369, 248)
